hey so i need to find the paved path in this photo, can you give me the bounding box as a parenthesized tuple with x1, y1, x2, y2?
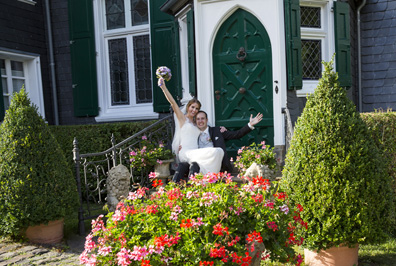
(0, 234, 85, 266)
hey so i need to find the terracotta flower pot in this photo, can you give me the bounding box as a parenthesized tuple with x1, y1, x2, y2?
(25, 219, 64, 244)
(304, 244, 359, 266)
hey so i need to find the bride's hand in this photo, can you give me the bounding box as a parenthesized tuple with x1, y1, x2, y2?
(158, 77, 165, 88)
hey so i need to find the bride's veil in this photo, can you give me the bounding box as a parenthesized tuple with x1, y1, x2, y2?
(172, 104, 186, 161)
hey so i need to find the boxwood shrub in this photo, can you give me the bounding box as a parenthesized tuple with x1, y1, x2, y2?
(281, 59, 395, 251)
(0, 90, 78, 237)
(361, 110, 396, 234)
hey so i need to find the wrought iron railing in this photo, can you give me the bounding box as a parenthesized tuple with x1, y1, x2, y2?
(73, 115, 174, 235)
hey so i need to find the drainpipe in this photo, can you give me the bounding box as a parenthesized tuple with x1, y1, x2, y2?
(44, 0, 59, 125)
(357, 0, 366, 112)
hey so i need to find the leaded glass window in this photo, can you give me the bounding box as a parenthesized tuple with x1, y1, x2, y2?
(1, 59, 26, 110)
(109, 38, 129, 105)
(301, 6, 321, 28)
(131, 0, 148, 26)
(302, 40, 322, 80)
(106, 0, 125, 30)
(133, 35, 152, 103)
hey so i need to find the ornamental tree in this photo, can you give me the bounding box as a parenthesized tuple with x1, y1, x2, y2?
(0, 89, 78, 237)
(281, 58, 395, 251)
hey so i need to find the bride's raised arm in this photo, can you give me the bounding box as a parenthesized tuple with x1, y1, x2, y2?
(158, 77, 186, 127)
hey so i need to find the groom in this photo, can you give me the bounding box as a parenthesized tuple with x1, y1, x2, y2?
(172, 111, 263, 182)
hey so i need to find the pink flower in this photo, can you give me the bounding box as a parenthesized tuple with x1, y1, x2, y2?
(142, 135, 147, 140)
(149, 172, 157, 179)
(157, 159, 163, 165)
(280, 204, 289, 214)
(267, 221, 278, 231)
(130, 151, 137, 156)
(193, 217, 204, 227)
(200, 192, 219, 207)
(98, 246, 112, 256)
(130, 246, 149, 261)
(84, 234, 96, 251)
(117, 248, 132, 265)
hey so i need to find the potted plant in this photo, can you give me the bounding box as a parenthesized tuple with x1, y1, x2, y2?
(0, 89, 78, 243)
(80, 172, 307, 265)
(130, 136, 173, 184)
(281, 59, 394, 265)
(234, 141, 278, 180)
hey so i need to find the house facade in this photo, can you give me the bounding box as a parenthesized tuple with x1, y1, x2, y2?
(0, 0, 395, 154)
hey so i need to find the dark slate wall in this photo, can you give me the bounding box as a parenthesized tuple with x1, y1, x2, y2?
(0, 0, 52, 122)
(50, 0, 95, 125)
(360, 0, 396, 111)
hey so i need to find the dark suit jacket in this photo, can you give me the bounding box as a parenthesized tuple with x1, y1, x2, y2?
(208, 124, 252, 173)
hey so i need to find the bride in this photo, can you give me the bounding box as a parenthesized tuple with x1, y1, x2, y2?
(158, 77, 224, 174)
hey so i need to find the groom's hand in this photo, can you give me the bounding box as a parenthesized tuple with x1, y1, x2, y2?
(220, 126, 227, 133)
(250, 113, 263, 126)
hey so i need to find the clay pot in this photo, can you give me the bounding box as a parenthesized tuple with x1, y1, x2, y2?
(304, 244, 359, 266)
(25, 219, 64, 244)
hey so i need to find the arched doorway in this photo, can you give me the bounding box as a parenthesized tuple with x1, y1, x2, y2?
(213, 8, 273, 157)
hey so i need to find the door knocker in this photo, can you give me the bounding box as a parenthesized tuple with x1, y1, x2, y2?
(236, 47, 247, 62)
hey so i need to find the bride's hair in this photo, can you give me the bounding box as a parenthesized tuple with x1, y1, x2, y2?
(186, 98, 201, 112)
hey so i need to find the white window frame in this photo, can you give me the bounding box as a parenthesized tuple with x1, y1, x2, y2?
(0, 49, 45, 118)
(93, 0, 158, 122)
(297, 0, 335, 97)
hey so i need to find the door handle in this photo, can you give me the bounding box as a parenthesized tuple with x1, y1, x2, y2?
(215, 90, 221, 100)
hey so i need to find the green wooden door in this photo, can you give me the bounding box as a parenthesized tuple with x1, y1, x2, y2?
(213, 9, 273, 156)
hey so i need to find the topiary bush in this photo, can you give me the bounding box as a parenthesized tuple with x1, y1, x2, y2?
(0, 89, 78, 237)
(281, 59, 395, 251)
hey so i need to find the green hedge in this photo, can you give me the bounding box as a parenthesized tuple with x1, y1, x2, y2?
(361, 109, 396, 234)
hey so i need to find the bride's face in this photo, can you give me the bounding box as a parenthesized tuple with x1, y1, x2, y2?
(187, 103, 200, 117)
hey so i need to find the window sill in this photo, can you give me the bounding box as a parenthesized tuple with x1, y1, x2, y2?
(18, 0, 37, 5)
(95, 106, 159, 122)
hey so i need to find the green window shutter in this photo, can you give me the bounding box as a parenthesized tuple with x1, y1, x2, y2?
(334, 1, 351, 88)
(68, 0, 98, 117)
(187, 9, 196, 96)
(0, 76, 4, 121)
(284, 0, 302, 90)
(150, 0, 182, 113)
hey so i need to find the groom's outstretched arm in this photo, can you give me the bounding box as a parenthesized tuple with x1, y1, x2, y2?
(220, 113, 263, 140)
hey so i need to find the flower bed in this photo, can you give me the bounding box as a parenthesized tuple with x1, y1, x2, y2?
(80, 173, 307, 265)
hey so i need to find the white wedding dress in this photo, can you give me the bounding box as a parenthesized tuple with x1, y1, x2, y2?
(176, 121, 224, 174)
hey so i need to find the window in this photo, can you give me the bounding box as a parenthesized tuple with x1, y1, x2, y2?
(0, 50, 45, 119)
(297, 1, 335, 97)
(94, 0, 157, 122)
(1, 59, 25, 110)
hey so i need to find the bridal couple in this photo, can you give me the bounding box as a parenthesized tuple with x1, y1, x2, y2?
(158, 77, 263, 182)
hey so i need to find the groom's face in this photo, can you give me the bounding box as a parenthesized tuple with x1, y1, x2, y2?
(196, 112, 208, 131)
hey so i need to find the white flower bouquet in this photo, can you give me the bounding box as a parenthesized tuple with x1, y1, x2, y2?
(156, 66, 172, 81)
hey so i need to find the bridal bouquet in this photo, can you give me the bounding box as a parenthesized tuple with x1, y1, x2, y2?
(156, 66, 172, 81)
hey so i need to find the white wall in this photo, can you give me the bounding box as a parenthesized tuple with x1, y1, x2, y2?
(193, 0, 287, 146)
